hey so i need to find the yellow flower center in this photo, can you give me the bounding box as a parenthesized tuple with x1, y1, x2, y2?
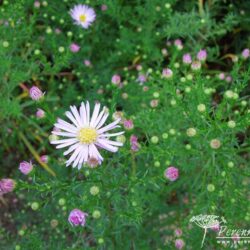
(79, 14, 86, 23)
(78, 128, 98, 144)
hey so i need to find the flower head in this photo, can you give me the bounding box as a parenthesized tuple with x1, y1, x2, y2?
(175, 239, 184, 249)
(70, 4, 96, 29)
(36, 108, 45, 118)
(197, 49, 207, 61)
(165, 166, 179, 181)
(162, 68, 173, 78)
(51, 101, 124, 169)
(182, 53, 192, 64)
(242, 48, 249, 59)
(111, 74, 121, 85)
(130, 135, 139, 152)
(70, 43, 80, 53)
(68, 209, 88, 227)
(0, 178, 15, 194)
(19, 161, 33, 175)
(123, 120, 134, 130)
(29, 86, 44, 101)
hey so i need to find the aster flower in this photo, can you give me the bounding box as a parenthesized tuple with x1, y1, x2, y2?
(51, 101, 124, 169)
(68, 209, 88, 227)
(70, 4, 96, 29)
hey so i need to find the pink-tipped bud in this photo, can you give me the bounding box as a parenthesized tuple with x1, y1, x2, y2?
(29, 86, 44, 101)
(40, 155, 49, 163)
(175, 239, 184, 249)
(68, 209, 88, 227)
(19, 161, 33, 175)
(36, 108, 45, 118)
(123, 120, 134, 130)
(242, 48, 249, 59)
(165, 166, 179, 181)
(162, 68, 173, 78)
(0, 179, 15, 194)
(111, 74, 121, 85)
(182, 53, 192, 64)
(197, 49, 207, 61)
(70, 43, 80, 53)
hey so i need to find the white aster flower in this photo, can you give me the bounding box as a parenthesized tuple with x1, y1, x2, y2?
(70, 4, 96, 29)
(51, 101, 124, 169)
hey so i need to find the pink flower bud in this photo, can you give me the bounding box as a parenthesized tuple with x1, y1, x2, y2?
(175, 229, 182, 236)
(40, 155, 49, 163)
(70, 43, 80, 53)
(197, 49, 207, 61)
(242, 48, 249, 59)
(84, 59, 91, 67)
(162, 68, 173, 78)
(130, 135, 139, 152)
(68, 209, 88, 227)
(101, 4, 108, 11)
(29, 86, 44, 101)
(218, 72, 225, 80)
(124, 120, 134, 130)
(111, 74, 121, 85)
(175, 239, 184, 249)
(182, 53, 192, 64)
(0, 179, 15, 194)
(36, 108, 45, 118)
(19, 161, 33, 175)
(137, 74, 147, 84)
(165, 166, 179, 181)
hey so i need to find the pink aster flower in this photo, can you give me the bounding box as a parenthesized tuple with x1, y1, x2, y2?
(165, 166, 179, 181)
(70, 43, 80, 53)
(162, 68, 173, 78)
(175, 239, 184, 249)
(0, 179, 15, 194)
(101, 4, 107, 11)
(123, 120, 134, 130)
(19, 161, 33, 175)
(70, 4, 96, 29)
(175, 229, 182, 236)
(174, 39, 183, 50)
(197, 49, 207, 61)
(242, 48, 249, 59)
(130, 135, 139, 152)
(111, 74, 121, 85)
(36, 108, 45, 118)
(68, 209, 88, 227)
(225, 76, 232, 82)
(182, 53, 192, 64)
(84, 59, 92, 67)
(51, 101, 124, 169)
(29, 86, 44, 101)
(137, 73, 147, 84)
(218, 72, 225, 80)
(40, 155, 49, 163)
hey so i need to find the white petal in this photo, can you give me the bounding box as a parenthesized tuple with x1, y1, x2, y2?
(70, 106, 83, 127)
(97, 119, 121, 134)
(55, 118, 78, 133)
(80, 102, 87, 125)
(92, 109, 105, 128)
(52, 131, 76, 137)
(100, 131, 125, 138)
(96, 112, 109, 129)
(56, 140, 78, 149)
(96, 139, 118, 152)
(86, 101, 90, 125)
(89, 143, 103, 161)
(65, 111, 80, 128)
(63, 143, 81, 156)
(66, 145, 82, 167)
(51, 138, 78, 145)
(90, 103, 100, 127)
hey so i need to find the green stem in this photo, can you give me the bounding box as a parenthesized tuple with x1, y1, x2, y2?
(18, 131, 56, 177)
